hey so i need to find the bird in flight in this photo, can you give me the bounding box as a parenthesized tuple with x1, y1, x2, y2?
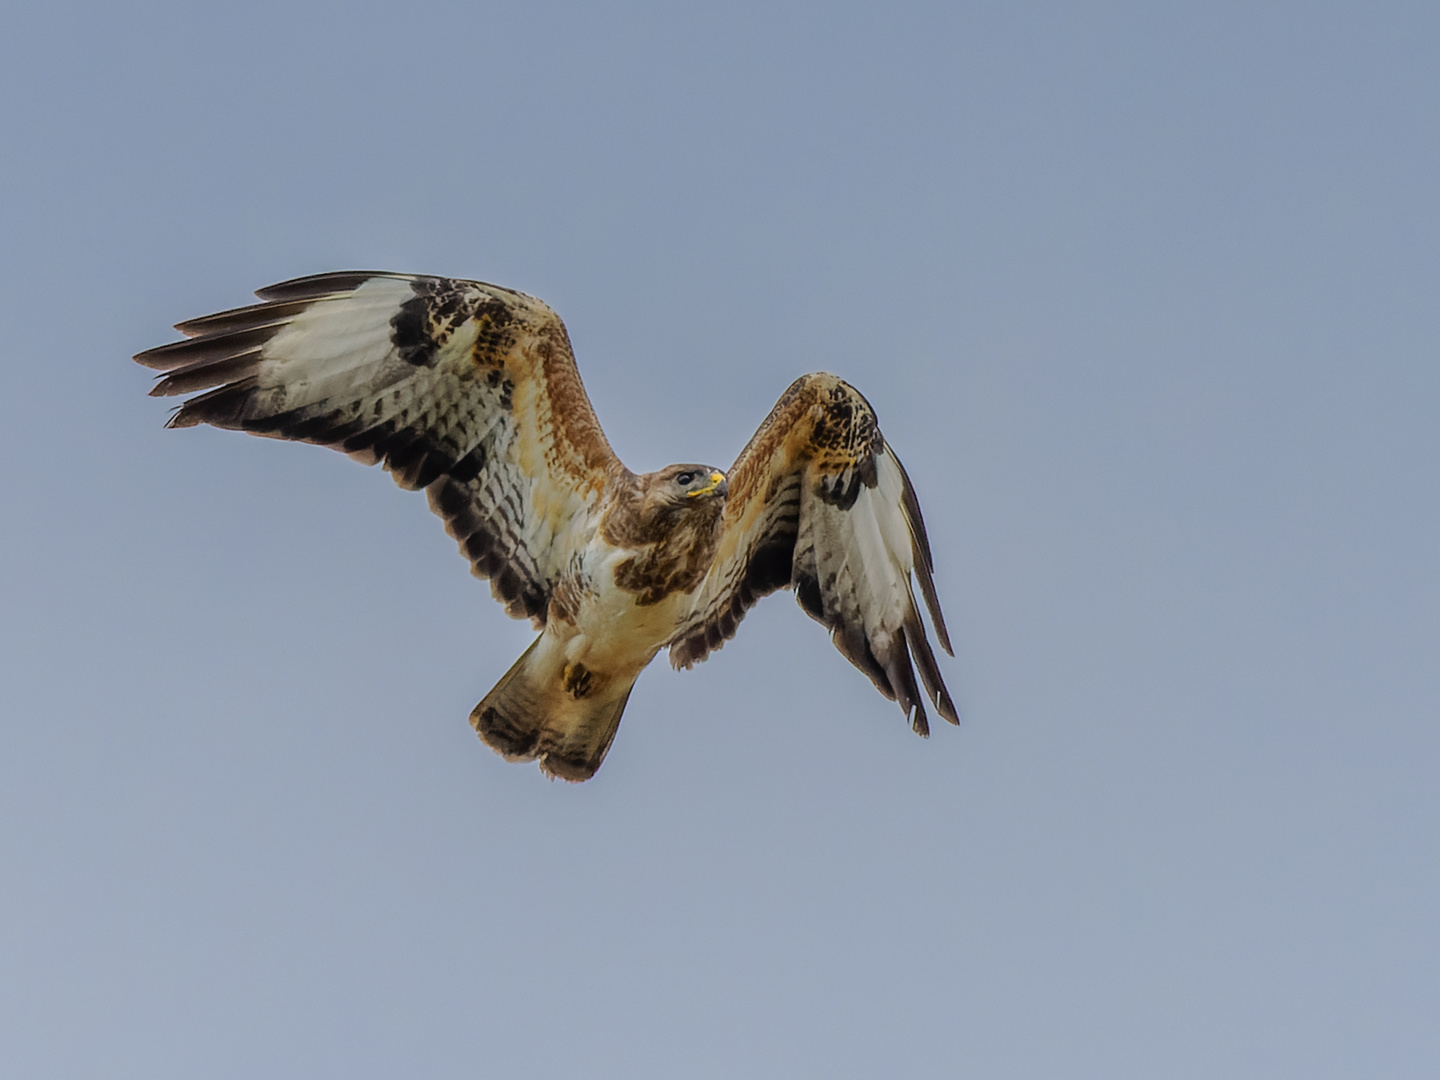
(136, 272, 958, 780)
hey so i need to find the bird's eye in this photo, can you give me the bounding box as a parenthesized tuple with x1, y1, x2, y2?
(675, 471, 695, 486)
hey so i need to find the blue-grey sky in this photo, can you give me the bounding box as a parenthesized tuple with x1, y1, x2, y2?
(2, 2, 1437, 1076)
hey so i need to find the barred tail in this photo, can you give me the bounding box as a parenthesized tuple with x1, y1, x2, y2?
(471, 636, 636, 782)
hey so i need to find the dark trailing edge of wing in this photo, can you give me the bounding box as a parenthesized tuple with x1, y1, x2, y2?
(895, 455, 952, 656)
(427, 472, 549, 622)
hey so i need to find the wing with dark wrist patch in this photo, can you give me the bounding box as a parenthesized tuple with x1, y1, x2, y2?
(135, 271, 621, 624)
(669, 373, 957, 735)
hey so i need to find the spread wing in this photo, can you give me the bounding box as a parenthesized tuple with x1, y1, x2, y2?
(669, 374, 957, 735)
(135, 271, 624, 624)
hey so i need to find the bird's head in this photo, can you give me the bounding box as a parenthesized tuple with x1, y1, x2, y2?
(610, 464, 729, 548)
(659, 464, 728, 503)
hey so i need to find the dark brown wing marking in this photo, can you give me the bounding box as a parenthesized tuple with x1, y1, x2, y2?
(669, 373, 957, 735)
(135, 271, 624, 623)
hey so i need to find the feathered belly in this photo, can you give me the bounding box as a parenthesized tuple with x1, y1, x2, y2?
(557, 546, 693, 676)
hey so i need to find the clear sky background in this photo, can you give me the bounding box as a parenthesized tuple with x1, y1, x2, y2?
(2, 2, 1437, 1076)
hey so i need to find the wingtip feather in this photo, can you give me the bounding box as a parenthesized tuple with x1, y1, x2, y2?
(910, 702, 931, 738)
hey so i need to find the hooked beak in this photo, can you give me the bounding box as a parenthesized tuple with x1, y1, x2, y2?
(686, 470, 728, 498)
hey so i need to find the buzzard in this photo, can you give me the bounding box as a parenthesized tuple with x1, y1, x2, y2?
(136, 272, 958, 780)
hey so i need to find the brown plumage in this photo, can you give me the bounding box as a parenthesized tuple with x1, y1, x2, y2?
(136, 271, 957, 780)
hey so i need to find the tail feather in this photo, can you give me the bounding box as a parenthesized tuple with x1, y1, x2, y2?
(471, 636, 637, 781)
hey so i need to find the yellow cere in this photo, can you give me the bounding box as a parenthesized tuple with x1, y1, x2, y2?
(686, 470, 727, 497)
